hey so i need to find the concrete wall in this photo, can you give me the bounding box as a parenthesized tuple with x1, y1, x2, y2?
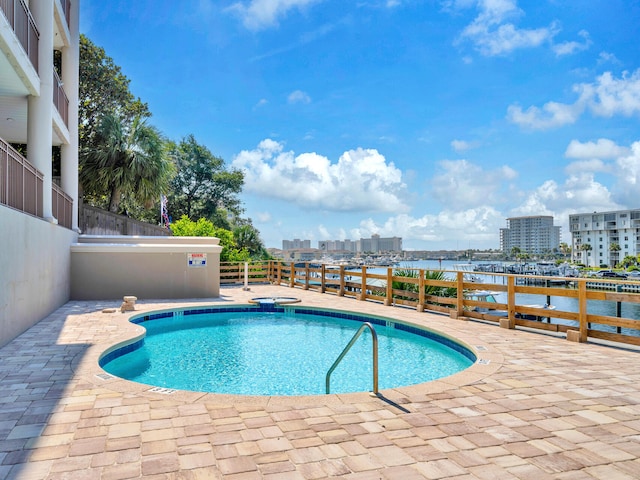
(71, 236, 223, 300)
(0, 206, 77, 348)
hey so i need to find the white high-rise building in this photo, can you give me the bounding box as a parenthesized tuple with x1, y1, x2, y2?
(500, 216, 561, 255)
(569, 209, 640, 267)
(282, 239, 311, 250)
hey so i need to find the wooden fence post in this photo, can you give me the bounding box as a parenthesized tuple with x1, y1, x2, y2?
(339, 266, 345, 296)
(360, 266, 367, 301)
(385, 267, 393, 306)
(289, 262, 295, 288)
(455, 271, 464, 318)
(504, 275, 516, 329)
(417, 269, 425, 312)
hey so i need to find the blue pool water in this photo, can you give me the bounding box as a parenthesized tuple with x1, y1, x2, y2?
(100, 306, 475, 396)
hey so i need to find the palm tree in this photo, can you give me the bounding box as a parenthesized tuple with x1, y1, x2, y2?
(580, 243, 592, 266)
(609, 242, 621, 267)
(559, 242, 571, 260)
(80, 114, 173, 212)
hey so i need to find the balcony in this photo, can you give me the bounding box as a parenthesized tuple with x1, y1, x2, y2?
(53, 68, 69, 127)
(0, 0, 39, 72)
(1, 137, 73, 229)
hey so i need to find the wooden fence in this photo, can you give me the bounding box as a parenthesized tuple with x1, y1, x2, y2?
(219, 261, 640, 347)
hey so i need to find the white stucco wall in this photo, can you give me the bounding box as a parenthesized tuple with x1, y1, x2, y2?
(0, 206, 77, 348)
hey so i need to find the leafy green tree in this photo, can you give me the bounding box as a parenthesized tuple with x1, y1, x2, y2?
(621, 255, 638, 268)
(79, 34, 149, 147)
(79, 114, 173, 212)
(170, 216, 250, 262)
(167, 135, 244, 222)
(233, 223, 266, 258)
(559, 242, 571, 259)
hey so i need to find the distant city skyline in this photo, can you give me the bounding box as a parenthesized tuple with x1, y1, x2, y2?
(82, 1, 640, 250)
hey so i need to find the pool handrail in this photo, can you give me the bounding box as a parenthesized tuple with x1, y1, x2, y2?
(326, 322, 379, 395)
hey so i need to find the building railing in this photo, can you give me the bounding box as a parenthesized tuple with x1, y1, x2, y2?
(59, 0, 70, 28)
(52, 182, 72, 229)
(53, 68, 69, 126)
(1, 137, 74, 229)
(220, 261, 640, 348)
(1, 138, 43, 217)
(0, 0, 39, 73)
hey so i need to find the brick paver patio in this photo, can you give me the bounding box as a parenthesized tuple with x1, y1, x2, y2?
(1, 285, 639, 479)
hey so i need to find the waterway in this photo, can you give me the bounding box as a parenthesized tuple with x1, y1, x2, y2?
(366, 260, 640, 327)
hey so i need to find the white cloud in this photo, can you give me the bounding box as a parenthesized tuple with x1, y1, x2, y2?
(564, 159, 609, 176)
(430, 159, 516, 210)
(255, 98, 269, 108)
(580, 70, 640, 117)
(508, 69, 640, 129)
(288, 90, 311, 104)
(228, 0, 322, 30)
(456, 0, 559, 56)
(506, 101, 584, 130)
(565, 138, 629, 159)
(552, 30, 591, 57)
(613, 141, 640, 206)
(345, 207, 504, 246)
(256, 211, 272, 222)
(597, 51, 620, 66)
(451, 139, 480, 152)
(232, 139, 409, 213)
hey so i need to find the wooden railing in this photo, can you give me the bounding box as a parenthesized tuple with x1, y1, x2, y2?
(219, 261, 640, 348)
(1, 139, 43, 217)
(0, 0, 39, 72)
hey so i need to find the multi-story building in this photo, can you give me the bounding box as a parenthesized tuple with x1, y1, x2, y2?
(318, 235, 403, 254)
(1, 0, 80, 346)
(359, 234, 403, 253)
(318, 239, 357, 253)
(282, 238, 311, 250)
(569, 209, 640, 267)
(500, 216, 561, 255)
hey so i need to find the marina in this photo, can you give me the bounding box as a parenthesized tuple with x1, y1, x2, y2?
(222, 260, 640, 347)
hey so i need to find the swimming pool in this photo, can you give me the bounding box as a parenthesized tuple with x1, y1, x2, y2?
(100, 305, 476, 396)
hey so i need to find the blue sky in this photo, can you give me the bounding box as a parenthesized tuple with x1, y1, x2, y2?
(81, 0, 640, 251)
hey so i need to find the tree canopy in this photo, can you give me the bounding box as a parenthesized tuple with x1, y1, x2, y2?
(167, 135, 244, 223)
(78, 35, 269, 259)
(79, 34, 150, 147)
(79, 114, 173, 212)
(170, 216, 251, 262)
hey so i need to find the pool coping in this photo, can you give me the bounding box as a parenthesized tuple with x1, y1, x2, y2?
(76, 295, 504, 407)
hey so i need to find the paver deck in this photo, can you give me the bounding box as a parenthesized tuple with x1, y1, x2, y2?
(1, 285, 639, 479)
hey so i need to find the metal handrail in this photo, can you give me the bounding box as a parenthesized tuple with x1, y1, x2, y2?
(326, 322, 378, 394)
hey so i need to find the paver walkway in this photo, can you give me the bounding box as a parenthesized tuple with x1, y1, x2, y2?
(1, 285, 639, 479)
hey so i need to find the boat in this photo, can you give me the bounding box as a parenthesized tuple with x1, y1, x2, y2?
(465, 291, 508, 317)
(465, 290, 556, 320)
(452, 263, 482, 282)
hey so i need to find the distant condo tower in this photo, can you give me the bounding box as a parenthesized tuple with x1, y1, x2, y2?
(500, 216, 561, 255)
